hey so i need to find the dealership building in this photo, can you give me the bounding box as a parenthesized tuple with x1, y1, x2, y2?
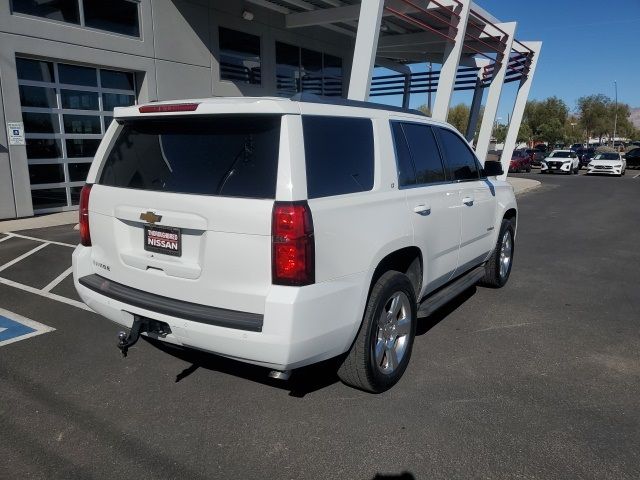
(0, 0, 540, 220)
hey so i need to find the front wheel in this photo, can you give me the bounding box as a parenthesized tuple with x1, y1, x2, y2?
(479, 219, 515, 288)
(337, 271, 417, 393)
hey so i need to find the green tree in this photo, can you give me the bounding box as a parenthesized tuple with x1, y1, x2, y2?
(522, 97, 569, 145)
(447, 103, 470, 134)
(576, 94, 610, 141)
(517, 122, 533, 144)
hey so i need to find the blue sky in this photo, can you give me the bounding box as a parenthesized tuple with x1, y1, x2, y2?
(378, 0, 640, 122)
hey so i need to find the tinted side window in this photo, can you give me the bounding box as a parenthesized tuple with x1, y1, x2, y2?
(401, 123, 446, 184)
(390, 122, 417, 187)
(100, 116, 281, 199)
(303, 116, 374, 199)
(437, 128, 480, 181)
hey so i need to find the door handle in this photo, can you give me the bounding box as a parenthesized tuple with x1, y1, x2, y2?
(413, 204, 431, 215)
(462, 196, 474, 206)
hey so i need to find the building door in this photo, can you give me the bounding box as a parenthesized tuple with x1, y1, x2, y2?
(16, 57, 137, 214)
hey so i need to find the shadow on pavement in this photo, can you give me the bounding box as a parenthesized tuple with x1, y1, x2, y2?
(144, 337, 342, 398)
(144, 287, 478, 397)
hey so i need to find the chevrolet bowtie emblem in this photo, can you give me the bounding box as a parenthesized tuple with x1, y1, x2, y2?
(140, 211, 162, 224)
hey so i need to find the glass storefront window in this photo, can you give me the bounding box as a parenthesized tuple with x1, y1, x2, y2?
(16, 57, 136, 212)
(63, 114, 101, 134)
(60, 89, 100, 110)
(16, 58, 55, 82)
(83, 0, 140, 37)
(58, 64, 98, 87)
(22, 112, 60, 134)
(11, 0, 139, 37)
(100, 69, 135, 90)
(68, 162, 92, 182)
(219, 27, 261, 85)
(12, 0, 80, 24)
(31, 188, 68, 210)
(19, 86, 57, 108)
(276, 43, 343, 97)
(102, 93, 135, 111)
(28, 164, 65, 185)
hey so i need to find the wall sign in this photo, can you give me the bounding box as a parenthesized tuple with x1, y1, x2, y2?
(7, 122, 25, 146)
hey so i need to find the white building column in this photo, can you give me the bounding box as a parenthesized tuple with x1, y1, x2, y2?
(465, 59, 490, 143)
(474, 21, 517, 164)
(499, 41, 542, 180)
(431, 0, 472, 121)
(347, 0, 385, 101)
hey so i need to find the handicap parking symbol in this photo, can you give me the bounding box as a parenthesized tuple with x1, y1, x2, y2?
(0, 307, 55, 347)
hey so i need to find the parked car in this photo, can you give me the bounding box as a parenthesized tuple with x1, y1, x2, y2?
(575, 147, 596, 168)
(540, 150, 580, 174)
(531, 150, 546, 166)
(570, 143, 584, 151)
(72, 95, 518, 393)
(624, 148, 640, 168)
(510, 150, 532, 172)
(586, 152, 626, 176)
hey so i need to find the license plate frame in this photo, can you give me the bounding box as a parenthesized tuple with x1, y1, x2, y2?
(144, 225, 182, 257)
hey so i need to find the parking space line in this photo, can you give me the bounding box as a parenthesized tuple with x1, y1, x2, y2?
(0, 243, 49, 273)
(5, 232, 76, 248)
(0, 236, 12, 244)
(0, 276, 92, 311)
(42, 266, 73, 293)
(633, 173, 640, 179)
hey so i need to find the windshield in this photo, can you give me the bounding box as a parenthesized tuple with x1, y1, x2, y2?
(99, 116, 282, 198)
(594, 153, 619, 160)
(549, 151, 571, 158)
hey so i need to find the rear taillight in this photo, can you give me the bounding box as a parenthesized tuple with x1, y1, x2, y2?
(79, 184, 92, 246)
(272, 201, 314, 286)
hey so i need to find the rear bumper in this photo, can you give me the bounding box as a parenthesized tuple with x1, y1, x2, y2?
(73, 246, 367, 370)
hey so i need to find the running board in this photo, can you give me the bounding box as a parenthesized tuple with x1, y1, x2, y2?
(417, 265, 485, 317)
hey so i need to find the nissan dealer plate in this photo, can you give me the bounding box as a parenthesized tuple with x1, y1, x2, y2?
(144, 225, 181, 257)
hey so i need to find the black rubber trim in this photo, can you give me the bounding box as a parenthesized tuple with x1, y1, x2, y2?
(79, 274, 263, 332)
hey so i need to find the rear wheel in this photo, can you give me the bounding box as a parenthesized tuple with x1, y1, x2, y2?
(338, 271, 417, 393)
(480, 219, 515, 288)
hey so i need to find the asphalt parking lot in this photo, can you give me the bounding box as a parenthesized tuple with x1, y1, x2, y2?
(1, 172, 639, 479)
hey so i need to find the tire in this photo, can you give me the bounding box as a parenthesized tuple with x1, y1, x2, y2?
(479, 218, 515, 288)
(337, 271, 417, 393)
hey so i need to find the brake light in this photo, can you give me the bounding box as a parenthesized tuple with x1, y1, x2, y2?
(138, 103, 199, 113)
(79, 184, 92, 246)
(272, 202, 314, 286)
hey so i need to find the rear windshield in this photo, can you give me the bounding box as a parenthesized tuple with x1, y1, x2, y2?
(99, 116, 281, 199)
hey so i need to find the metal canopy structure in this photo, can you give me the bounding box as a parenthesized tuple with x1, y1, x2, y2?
(247, 0, 541, 178)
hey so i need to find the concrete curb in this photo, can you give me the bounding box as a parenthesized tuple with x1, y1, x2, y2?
(507, 177, 541, 196)
(0, 211, 77, 233)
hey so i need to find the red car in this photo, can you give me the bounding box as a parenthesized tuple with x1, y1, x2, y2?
(509, 150, 532, 173)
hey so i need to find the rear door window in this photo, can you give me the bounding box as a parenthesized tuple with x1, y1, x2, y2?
(399, 123, 446, 185)
(99, 116, 281, 199)
(436, 127, 480, 181)
(302, 116, 374, 198)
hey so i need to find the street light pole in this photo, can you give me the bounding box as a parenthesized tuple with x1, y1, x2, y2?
(613, 80, 618, 149)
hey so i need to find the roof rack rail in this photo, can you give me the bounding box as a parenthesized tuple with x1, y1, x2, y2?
(290, 93, 427, 117)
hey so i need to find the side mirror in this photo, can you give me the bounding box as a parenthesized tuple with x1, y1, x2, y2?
(483, 160, 504, 177)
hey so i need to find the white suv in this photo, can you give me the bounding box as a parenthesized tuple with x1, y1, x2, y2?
(73, 94, 517, 392)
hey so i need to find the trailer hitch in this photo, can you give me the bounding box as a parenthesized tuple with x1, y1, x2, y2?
(117, 316, 171, 357)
